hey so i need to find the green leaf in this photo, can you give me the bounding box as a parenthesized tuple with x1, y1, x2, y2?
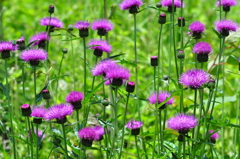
(52, 128, 62, 136)
(62, 38, 80, 41)
(107, 53, 126, 59)
(0, 83, 8, 99)
(225, 28, 240, 43)
(211, 27, 221, 39)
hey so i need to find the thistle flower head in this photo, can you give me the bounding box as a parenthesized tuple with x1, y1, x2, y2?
(216, 0, 237, 7)
(125, 121, 143, 129)
(92, 59, 119, 76)
(20, 49, 48, 65)
(93, 126, 105, 140)
(215, 20, 237, 34)
(0, 41, 17, 52)
(78, 127, 98, 141)
(89, 39, 112, 53)
(193, 42, 212, 54)
(29, 32, 50, 46)
(105, 67, 131, 86)
(66, 91, 84, 103)
(45, 104, 74, 121)
(30, 106, 47, 118)
(92, 19, 114, 34)
(189, 21, 205, 33)
(161, 0, 183, 7)
(119, 0, 143, 10)
(167, 114, 198, 133)
(40, 17, 63, 28)
(74, 20, 91, 30)
(179, 69, 210, 89)
(148, 91, 174, 105)
(209, 130, 220, 140)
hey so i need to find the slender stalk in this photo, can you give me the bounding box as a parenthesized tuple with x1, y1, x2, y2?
(27, 117, 33, 159)
(36, 124, 39, 159)
(91, 57, 99, 91)
(56, 53, 65, 100)
(70, 34, 76, 90)
(179, 58, 184, 112)
(119, 92, 130, 159)
(33, 66, 37, 105)
(183, 136, 186, 159)
(61, 123, 68, 158)
(135, 136, 140, 159)
(5, 59, 17, 159)
(114, 88, 118, 144)
(178, 140, 182, 159)
(221, 42, 225, 159)
(22, 62, 26, 100)
(45, 14, 52, 82)
(83, 37, 87, 96)
(234, 93, 240, 152)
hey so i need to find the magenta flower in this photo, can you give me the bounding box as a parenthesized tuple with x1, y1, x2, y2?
(93, 126, 105, 141)
(0, 41, 17, 59)
(89, 39, 112, 57)
(29, 32, 50, 49)
(167, 114, 198, 134)
(78, 127, 98, 147)
(188, 21, 205, 39)
(148, 91, 174, 109)
(216, 0, 237, 11)
(92, 59, 119, 76)
(45, 104, 74, 124)
(105, 67, 131, 86)
(40, 17, 63, 29)
(179, 69, 210, 89)
(215, 20, 237, 36)
(126, 121, 143, 135)
(30, 106, 47, 124)
(209, 130, 220, 143)
(92, 19, 114, 36)
(21, 104, 31, 117)
(119, 0, 143, 14)
(66, 91, 84, 110)
(20, 49, 48, 66)
(161, 0, 184, 12)
(193, 42, 212, 62)
(74, 20, 90, 37)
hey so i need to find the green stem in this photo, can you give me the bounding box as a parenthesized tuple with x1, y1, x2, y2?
(5, 59, 17, 159)
(119, 92, 130, 159)
(157, 24, 163, 86)
(45, 14, 52, 82)
(91, 57, 99, 91)
(27, 117, 33, 159)
(36, 124, 39, 159)
(234, 93, 240, 152)
(221, 41, 225, 159)
(178, 139, 182, 159)
(180, 59, 184, 112)
(70, 34, 76, 90)
(183, 136, 186, 159)
(135, 136, 140, 159)
(22, 62, 26, 100)
(33, 66, 37, 105)
(83, 37, 87, 96)
(56, 53, 65, 100)
(61, 123, 68, 159)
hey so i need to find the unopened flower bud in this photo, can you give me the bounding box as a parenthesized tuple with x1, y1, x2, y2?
(102, 99, 110, 106)
(150, 56, 158, 66)
(67, 25, 74, 32)
(177, 50, 185, 59)
(48, 5, 54, 14)
(21, 104, 31, 117)
(158, 14, 166, 24)
(62, 48, 68, 54)
(178, 17, 185, 27)
(42, 89, 51, 100)
(126, 82, 135, 93)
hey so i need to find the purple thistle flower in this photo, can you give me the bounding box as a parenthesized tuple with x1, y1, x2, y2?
(40, 17, 63, 28)
(66, 91, 84, 110)
(0, 41, 17, 59)
(148, 91, 174, 109)
(215, 20, 238, 36)
(45, 104, 74, 124)
(92, 19, 114, 36)
(92, 59, 119, 76)
(216, 0, 237, 8)
(179, 69, 210, 89)
(126, 121, 143, 135)
(74, 20, 90, 30)
(193, 42, 212, 62)
(30, 106, 47, 124)
(119, 0, 143, 14)
(89, 39, 112, 57)
(105, 67, 131, 86)
(78, 127, 98, 147)
(161, 0, 183, 7)
(167, 114, 198, 134)
(93, 126, 105, 141)
(209, 130, 220, 143)
(188, 21, 205, 39)
(29, 32, 50, 49)
(20, 49, 48, 66)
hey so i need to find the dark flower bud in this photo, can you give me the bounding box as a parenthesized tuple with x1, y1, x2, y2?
(129, 6, 138, 14)
(21, 104, 32, 117)
(220, 29, 229, 37)
(48, 5, 54, 14)
(178, 17, 185, 27)
(131, 128, 140, 135)
(150, 56, 158, 66)
(56, 116, 67, 124)
(192, 32, 202, 39)
(97, 29, 107, 36)
(177, 50, 185, 59)
(79, 29, 89, 38)
(29, 60, 40, 66)
(17, 38, 26, 51)
(126, 82, 135, 93)
(207, 79, 215, 90)
(81, 139, 93, 147)
(62, 48, 68, 54)
(197, 54, 208, 63)
(111, 78, 123, 87)
(158, 14, 166, 24)
(163, 75, 168, 81)
(94, 49, 103, 57)
(167, 6, 176, 13)
(102, 99, 110, 106)
(42, 89, 51, 100)
(67, 25, 74, 32)
(156, 3, 162, 8)
(223, 6, 230, 12)
(33, 118, 43, 124)
(1, 51, 10, 59)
